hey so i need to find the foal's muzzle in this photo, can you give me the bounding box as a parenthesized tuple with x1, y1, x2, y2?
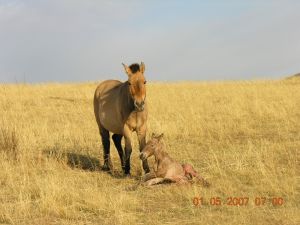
(134, 100, 145, 112)
(140, 152, 147, 160)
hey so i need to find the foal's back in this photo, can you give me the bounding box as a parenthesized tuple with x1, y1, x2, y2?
(161, 151, 185, 178)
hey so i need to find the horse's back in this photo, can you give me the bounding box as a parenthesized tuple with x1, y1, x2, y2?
(94, 80, 124, 134)
(94, 80, 122, 98)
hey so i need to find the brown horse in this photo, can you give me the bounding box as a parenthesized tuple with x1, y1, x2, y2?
(94, 62, 150, 175)
(140, 133, 210, 186)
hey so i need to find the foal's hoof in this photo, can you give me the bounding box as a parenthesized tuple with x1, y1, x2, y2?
(202, 180, 210, 188)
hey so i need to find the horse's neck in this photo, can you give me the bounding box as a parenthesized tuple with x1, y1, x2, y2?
(119, 81, 135, 116)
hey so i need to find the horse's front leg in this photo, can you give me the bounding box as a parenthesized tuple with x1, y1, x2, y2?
(137, 127, 150, 174)
(123, 126, 132, 175)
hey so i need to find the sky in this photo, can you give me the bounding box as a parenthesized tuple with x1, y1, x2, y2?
(0, 0, 299, 83)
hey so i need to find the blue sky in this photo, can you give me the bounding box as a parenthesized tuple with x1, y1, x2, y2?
(0, 0, 299, 83)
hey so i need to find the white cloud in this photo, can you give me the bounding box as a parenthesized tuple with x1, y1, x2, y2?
(0, 1, 299, 83)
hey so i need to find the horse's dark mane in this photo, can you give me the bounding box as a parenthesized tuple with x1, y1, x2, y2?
(129, 63, 140, 74)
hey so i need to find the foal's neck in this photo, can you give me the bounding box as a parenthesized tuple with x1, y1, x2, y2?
(154, 144, 167, 163)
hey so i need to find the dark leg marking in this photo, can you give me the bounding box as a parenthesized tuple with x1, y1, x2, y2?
(124, 147, 132, 175)
(112, 134, 125, 171)
(100, 125, 111, 171)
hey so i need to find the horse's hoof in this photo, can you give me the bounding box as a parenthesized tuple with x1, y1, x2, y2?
(101, 165, 111, 171)
(124, 168, 131, 176)
(124, 173, 132, 178)
(144, 168, 150, 174)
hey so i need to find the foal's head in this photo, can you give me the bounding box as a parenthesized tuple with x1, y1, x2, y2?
(140, 133, 164, 160)
(122, 62, 147, 111)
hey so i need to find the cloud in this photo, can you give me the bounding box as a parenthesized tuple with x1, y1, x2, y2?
(0, 0, 146, 82)
(0, 1, 299, 83)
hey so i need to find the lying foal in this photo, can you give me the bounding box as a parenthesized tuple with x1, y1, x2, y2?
(140, 133, 209, 186)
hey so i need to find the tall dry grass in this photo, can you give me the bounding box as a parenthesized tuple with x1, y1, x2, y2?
(0, 78, 299, 225)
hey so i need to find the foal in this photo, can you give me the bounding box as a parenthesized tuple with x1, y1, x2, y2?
(139, 133, 209, 186)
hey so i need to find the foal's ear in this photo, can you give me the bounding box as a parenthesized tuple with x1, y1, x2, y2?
(122, 63, 132, 77)
(140, 62, 145, 73)
(151, 132, 156, 138)
(157, 133, 164, 141)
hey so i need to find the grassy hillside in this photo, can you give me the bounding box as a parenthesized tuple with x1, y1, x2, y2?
(0, 79, 299, 225)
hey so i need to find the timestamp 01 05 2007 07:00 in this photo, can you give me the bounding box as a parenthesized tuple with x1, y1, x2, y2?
(192, 196, 284, 207)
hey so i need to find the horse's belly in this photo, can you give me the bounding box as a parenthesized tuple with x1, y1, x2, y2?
(99, 109, 123, 134)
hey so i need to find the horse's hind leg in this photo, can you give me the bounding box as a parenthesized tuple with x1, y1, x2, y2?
(123, 127, 133, 175)
(112, 134, 125, 172)
(99, 124, 112, 171)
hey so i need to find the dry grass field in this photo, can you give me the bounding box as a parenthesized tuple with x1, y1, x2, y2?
(0, 78, 299, 225)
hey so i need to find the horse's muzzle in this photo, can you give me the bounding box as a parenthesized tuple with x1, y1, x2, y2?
(134, 100, 145, 112)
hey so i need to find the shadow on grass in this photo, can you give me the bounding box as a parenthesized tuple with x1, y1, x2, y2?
(48, 96, 75, 102)
(65, 152, 101, 171)
(43, 149, 100, 171)
(42, 149, 126, 179)
(48, 96, 90, 104)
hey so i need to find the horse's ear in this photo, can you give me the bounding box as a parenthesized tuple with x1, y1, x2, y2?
(140, 62, 145, 73)
(122, 63, 132, 77)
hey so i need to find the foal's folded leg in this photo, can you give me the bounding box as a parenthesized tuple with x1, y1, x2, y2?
(177, 177, 190, 185)
(167, 175, 190, 185)
(182, 163, 210, 187)
(142, 172, 156, 182)
(145, 178, 165, 186)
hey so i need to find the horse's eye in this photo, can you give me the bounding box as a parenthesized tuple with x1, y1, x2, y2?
(128, 82, 131, 85)
(144, 81, 147, 84)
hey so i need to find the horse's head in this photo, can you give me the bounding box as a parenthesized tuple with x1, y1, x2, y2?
(140, 133, 164, 160)
(122, 62, 147, 112)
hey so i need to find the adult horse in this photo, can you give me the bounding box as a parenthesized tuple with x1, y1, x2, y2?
(93, 62, 150, 175)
